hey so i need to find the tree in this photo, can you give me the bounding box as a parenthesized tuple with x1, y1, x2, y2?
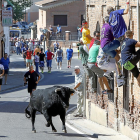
(10, 0, 33, 22)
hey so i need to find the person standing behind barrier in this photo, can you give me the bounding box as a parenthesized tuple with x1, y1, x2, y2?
(47, 48, 54, 73)
(87, 40, 112, 94)
(66, 45, 73, 68)
(39, 48, 45, 73)
(56, 46, 63, 70)
(0, 53, 10, 85)
(82, 20, 93, 54)
(73, 66, 83, 117)
(24, 65, 40, 96)
(107, 1, 129, 44)
(34, 52, 40, 74)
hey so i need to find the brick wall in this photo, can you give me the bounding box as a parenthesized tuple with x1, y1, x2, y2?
(85, 0, 140, 138)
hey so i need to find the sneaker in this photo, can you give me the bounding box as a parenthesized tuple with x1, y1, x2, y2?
(67, 66, 69, 68)
(49, 71, 51, 73)
(104, 73, 113, 80)
(60, 67, 61, 70)
(117, 79, 125, 87)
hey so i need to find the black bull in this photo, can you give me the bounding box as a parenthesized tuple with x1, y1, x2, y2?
(25, 86, 75, 133)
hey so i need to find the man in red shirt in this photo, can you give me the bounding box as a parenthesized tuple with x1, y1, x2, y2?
(89, 31, 100, 50)
(26, 48, 32, 68)
(47, 48, 54, 73)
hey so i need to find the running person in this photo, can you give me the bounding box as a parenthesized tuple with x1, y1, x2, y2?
(39, 48, 45, 73)
(0, 64, 4, 91)
(22, 44, 28, 67)
(24, 65, 40, 96)
(34, 52, 40, 74)
(66, 45, 73, 68)
(56, 46, 63, 70)
(47, 48, 54, 73)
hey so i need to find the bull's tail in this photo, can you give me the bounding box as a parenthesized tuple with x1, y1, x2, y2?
(25, 104, 31, 119)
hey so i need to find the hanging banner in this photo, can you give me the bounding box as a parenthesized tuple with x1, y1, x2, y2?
(2, 9, 13, 26)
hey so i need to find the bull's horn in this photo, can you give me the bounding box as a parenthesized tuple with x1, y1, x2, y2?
(70, 89, 75, 92)
(55, 88, 61, 92)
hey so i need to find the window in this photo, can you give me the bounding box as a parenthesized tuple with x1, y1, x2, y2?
(123, 68, 129, 111)
(54, 15, 67, 26)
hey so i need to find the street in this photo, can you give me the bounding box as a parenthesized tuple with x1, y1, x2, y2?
(0, 51, 90, 140)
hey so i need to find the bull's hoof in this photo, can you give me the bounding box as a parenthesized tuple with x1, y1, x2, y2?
(32, 130, 36, 133)
(62, 129, 67, 133)
(52, 129, 57, 132)
(45, 123, 50, 127)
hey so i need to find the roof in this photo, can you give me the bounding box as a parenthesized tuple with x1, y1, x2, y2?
(35, 0, 57, 7)
(35, 0, 78, 9)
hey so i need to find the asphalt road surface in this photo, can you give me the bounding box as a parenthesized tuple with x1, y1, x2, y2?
(0, 52, 91, 140)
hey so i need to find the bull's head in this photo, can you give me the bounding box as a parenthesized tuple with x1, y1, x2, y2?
(55, 87, 75, 108)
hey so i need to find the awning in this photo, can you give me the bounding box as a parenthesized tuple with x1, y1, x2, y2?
(6, 0, 15, 8)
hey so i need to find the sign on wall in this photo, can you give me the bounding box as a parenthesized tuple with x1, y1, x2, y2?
(2, 9, 13, 26)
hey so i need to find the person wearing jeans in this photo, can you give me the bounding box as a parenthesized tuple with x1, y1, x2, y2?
(47, 48, 54, 73)
(101, 16, 124, 80)
(34, 52, 40, 74)
(15, 39, 21, 55)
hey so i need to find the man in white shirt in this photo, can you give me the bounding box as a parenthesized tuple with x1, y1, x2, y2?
(28, 40, 34, 54)
(15, 39, 21, 55)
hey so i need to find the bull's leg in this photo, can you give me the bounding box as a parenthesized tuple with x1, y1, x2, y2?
(42, 110, 51, 127)
(31, 108, 36, 133)
(50, 120, 57, 132)
(60, 110, 67, 133)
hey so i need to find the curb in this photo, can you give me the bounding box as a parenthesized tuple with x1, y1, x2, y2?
(0, 73, 44, 94)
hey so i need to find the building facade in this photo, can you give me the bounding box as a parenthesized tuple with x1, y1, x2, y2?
(85, 0, 140, 140)
(36, 0, 85, 39)
(0, 0, 4, 58)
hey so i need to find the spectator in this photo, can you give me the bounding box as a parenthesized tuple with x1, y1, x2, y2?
(28, 40, 34, 54)
(66, 45, 73, 68)
(121, 30, 140, 87)
(107, 2, 129, 44)
(48, 25, 54, 37)
(56, 24, 61, 37)
(89, 31, 100, 50)
(56, 46, 63, 70)
(0, 64, 4, 91)
(47, 48, 54, 73)
(0, 53, 10, 85)
(87, 40, 112, 94)
(26, 48, 32, 68)
(73, 66, 83, 117)
(24, 65, 40, 96)
(34, 52, 40, 74)
(101, 16, 124, 80)
(22, 44, 28, 67)
(15, 39, 21, 55)
(82, 20, 93, 54)
(77, 25, 82, 41)
(39, 48, 45, 73)
(40, 33, 44, 42)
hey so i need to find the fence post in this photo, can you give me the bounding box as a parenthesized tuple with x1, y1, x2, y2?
(83, 71, 86, 117)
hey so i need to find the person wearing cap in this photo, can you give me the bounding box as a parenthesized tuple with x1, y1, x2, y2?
(73, 66, 84, 117)
(82, 20, 93, 54)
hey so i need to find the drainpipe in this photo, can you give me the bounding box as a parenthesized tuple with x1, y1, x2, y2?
(137, 0, 140, 41)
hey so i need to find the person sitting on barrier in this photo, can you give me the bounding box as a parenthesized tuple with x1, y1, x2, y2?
(97, 47, 125, 87)
(82, 20, 93, 54)
(87, 40, 113, 94)
(121, 30, 140, 87)
(101, 16, 125, 80)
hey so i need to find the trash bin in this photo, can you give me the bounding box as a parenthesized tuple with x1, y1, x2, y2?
(65, 31, 71, 41)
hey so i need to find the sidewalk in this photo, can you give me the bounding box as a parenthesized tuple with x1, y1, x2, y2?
(66, 109, 133, 140)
